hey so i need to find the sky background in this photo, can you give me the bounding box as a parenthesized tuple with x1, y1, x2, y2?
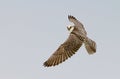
(0, 0, 120, 79)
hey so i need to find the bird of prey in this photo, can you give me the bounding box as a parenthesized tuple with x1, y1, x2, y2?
(43, 15, 96, 67)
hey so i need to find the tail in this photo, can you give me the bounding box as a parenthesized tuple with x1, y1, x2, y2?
(84, 37, 96, 54)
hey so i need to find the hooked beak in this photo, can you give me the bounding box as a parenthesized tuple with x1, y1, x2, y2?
(67, 26, 70, 31)
(67, 25, 71, 31)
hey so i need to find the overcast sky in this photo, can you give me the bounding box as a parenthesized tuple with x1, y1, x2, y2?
(0, 0, 120, 79)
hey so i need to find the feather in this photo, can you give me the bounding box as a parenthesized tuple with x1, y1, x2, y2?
(43, 34, 83, 67)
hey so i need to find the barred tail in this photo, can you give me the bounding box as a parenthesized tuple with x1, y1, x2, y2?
(84, 37, 96, 54)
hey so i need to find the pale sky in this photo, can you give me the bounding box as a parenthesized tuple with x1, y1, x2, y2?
(0, 0, 120, 79)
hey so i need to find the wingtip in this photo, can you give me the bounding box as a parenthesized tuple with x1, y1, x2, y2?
(43, 61, 55, 67)
(68, 15, 72, 18)
(43, 61, 49, 67)
(68, 15, 76, 20)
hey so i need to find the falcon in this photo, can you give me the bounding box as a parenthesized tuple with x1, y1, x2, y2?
(43, 15, 96, 67)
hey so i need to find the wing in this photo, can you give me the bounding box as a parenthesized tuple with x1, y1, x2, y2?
(68, 15, 87, 35)
(43, 34, 83, 67)
(68, 15, 83, 26)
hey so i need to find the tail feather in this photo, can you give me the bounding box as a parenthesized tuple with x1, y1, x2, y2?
(84, 37, 96, 54)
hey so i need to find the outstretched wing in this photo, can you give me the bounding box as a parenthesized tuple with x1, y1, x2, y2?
(68, 15, 83, 26)
(68, 15, 87, 35)
(43, 34, 83, 67)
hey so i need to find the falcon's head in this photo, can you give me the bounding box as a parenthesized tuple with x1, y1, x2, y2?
(67, 25, 74, 33)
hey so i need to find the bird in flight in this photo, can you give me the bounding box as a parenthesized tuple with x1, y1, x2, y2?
(43, 15, 96, 67)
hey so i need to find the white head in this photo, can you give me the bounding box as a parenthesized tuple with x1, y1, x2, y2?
(67, 25, 74, 33)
